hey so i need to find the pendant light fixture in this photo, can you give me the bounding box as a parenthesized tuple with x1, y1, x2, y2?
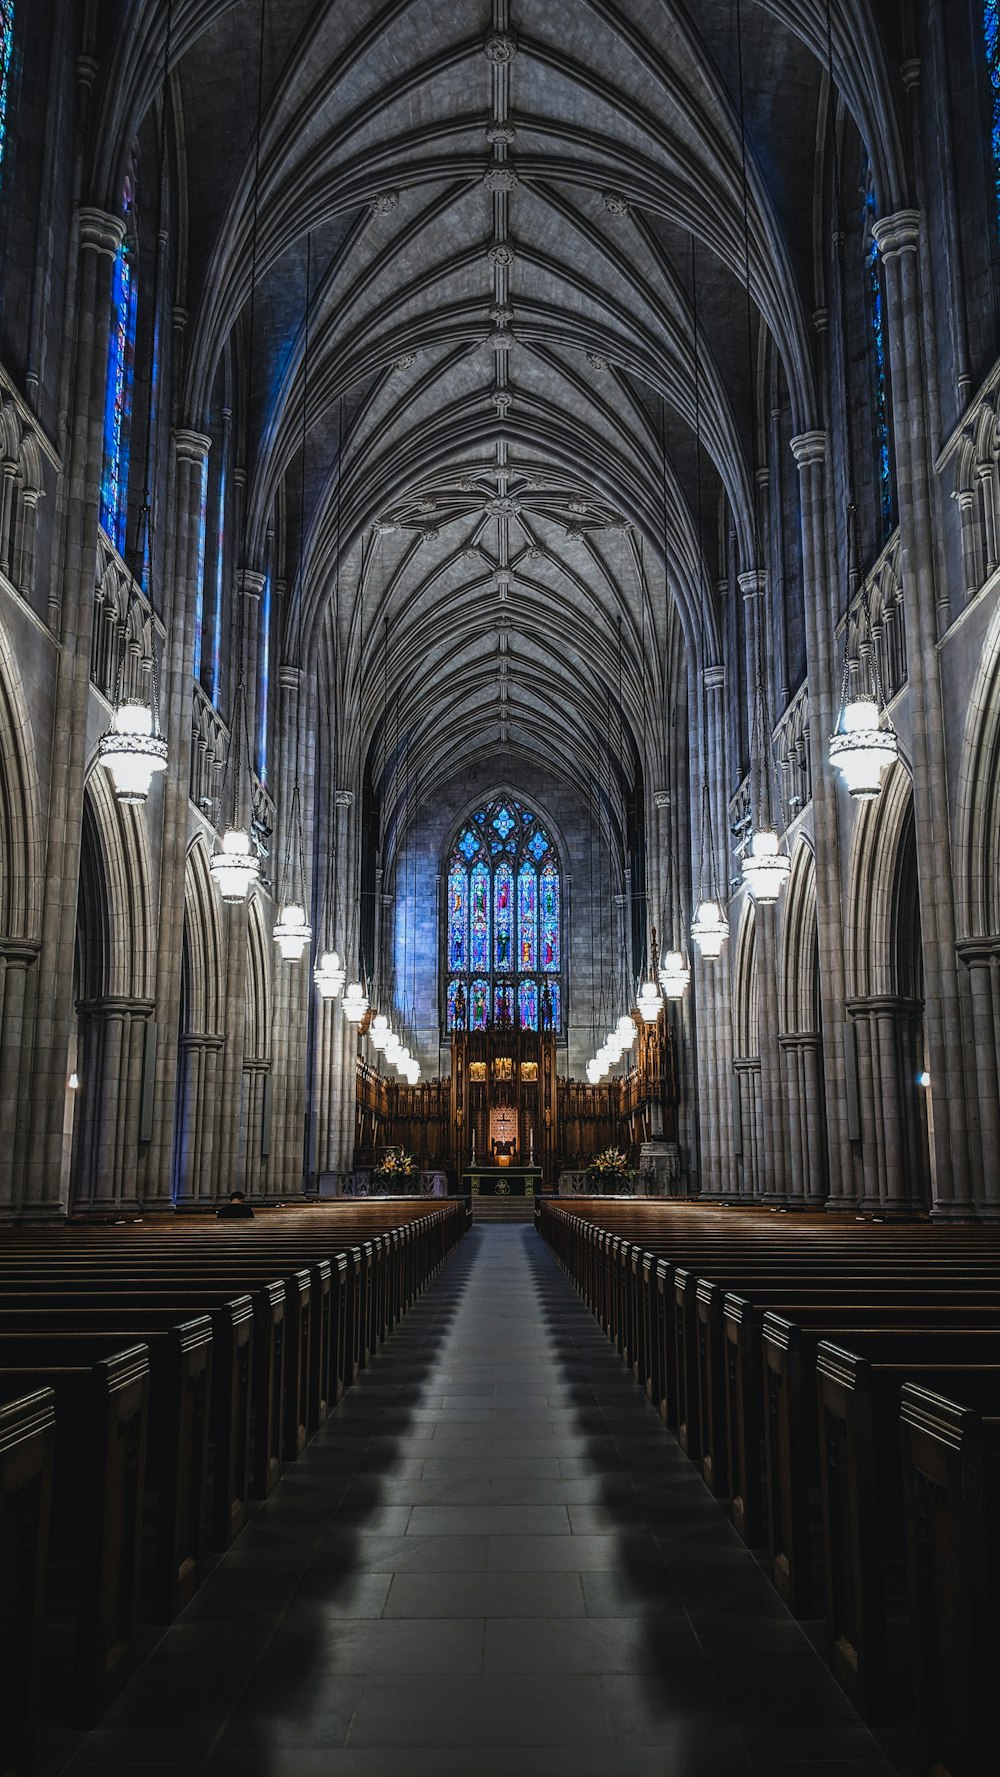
(734, 0, 789, 905)
(823, 0, 898, 801)
(273, 233, 315, 962)
(98, 0, 173, 806)
(638, 927, 663, 1024)
(687, 237, 729, 959)
(211, 0, 267, 907)
(315, 396, 348, 999)
(343, 980, 369, 1022)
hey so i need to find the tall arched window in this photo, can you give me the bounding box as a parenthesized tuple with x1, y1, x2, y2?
(0, 3, 15, 182)
(100, 175, 137, 554)
(863, 170, 894, 546)
(445, 798, 563, 1032)
(985, 1, 1000, 239)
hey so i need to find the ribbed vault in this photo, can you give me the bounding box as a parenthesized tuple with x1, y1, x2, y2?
(86, 0, 911, 864)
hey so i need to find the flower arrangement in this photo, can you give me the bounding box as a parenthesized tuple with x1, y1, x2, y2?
(372, 1146, 418, 1191)
(585, 1146, 638, 1194)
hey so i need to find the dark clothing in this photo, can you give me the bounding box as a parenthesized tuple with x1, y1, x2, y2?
(217, 1202, 255, 1219)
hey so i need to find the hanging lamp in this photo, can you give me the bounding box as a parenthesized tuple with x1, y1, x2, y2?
(343, 980, 368, 1021)
(211, 0, 268, 908)
(822, 0, 897, 801)
(687, 237, 729, 959)
(273, 235, 317, 962)
(734, 0, 790, 906)
(315, 402, 350, 996)
(99, 0, 173, 807)
(315, 949, 346, 998)
(659, 949, 690, 1000)
(369, 1012, 390, 1050)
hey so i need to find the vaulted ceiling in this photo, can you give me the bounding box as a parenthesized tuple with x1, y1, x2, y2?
(96, 0, 910, 835)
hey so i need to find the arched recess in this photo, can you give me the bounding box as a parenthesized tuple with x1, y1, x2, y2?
(953, 600, 1000, 1212)
(241, 894, 272, 1198)
(779, 840, 827, 1206)
(732, 900, 762, 1200)
(70, 768, 155, 1213)
(0, 612, 43, 1207)
(846, 763, 930, 1215)
(173, 836, 225, 1205)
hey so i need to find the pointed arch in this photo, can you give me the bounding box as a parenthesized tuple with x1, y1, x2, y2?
(245, 894, 272, 1064)
(0, 611, 42, 943)
(182, 835, 224, 1037)
(956, 593, 1000, 940)
(734, 898, 759, 1061)
(780, 839, 820, 1035)
(847, 759, 919, 1001)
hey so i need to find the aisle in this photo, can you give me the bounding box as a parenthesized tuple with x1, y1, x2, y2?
(50, 1227, 894, 1776)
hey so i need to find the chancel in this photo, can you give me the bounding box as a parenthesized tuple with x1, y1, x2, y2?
(2, 0, 1000, 1773)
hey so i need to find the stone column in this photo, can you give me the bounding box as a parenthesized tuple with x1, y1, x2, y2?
(0, 942, 40, 1210)
(22, 208, 125, 1215)
(872, 210, 972, 1215)
(313, 787, 356, 1179)
(140, 429, 211, 1206)
(692, 662, 735, 1196)
(789, 430, 854, 1208)
(266, 662, 311, 1199)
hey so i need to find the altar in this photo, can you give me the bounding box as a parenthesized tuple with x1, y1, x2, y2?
(462, 1167, 542, 1198)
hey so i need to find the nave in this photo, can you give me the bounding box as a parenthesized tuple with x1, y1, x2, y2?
(40, 1226, 893, 1777)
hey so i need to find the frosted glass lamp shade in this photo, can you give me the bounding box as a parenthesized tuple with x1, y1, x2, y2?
(210, 827, 260, 904)
(659, 950, 690, 999)
(616, 1014, 638, 1046)
(637, 979, 662, 1023)
(369, 1014, 390, 1050)
(273, 902, 311, 960)
(741, 828, 791, 905)
(829, 700, 898, 800)
(343, 981, 369, 1021)
(314, 950, 345, 998)
(98, 701, 168, 804)
(691, 899, 728, 959)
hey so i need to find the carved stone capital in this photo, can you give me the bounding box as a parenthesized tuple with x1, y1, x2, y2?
(737, 569, 766, 600)
(334, 789, 355, 807)
(703, 663, 725, 691)
(78, 207, 126, 261)
(174, 428, 212, 466)
(871, 209, 921, 260)
(789, 429, 827, 469)
(237, 568, 266, 600)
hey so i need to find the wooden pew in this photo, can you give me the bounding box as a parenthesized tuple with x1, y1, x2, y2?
(900, 1383, 1000, 1777)
(0, 1347, 150, 1726)
(0, 1388, 55, 1777)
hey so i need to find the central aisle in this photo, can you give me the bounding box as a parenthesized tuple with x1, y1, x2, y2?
(59, 1227, 895, 1776)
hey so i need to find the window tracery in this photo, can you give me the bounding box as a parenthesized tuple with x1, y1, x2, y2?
(863, 173, 893, 545)
(445, 799, 562, 1031)
(100, 175, 137, 555)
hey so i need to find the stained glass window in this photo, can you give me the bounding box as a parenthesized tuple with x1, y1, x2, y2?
(471, 861, 491, 971)
(444, 799, 563, 1032)
(212, 459, 227, 704)
(987, 3, 1000, 239)
(191, 454, 209, 682)
(470, 978, 489, 1031)
(0, 5, 14, 184)
(864, 175, 893, 544)
(540, 862, 560, 972)
(494, 863, 513, 970)
(100, 183, 137, 554)
(448, 864, 468, 970)
(518, 862, 537, 970)
(257, 572, 271, 783)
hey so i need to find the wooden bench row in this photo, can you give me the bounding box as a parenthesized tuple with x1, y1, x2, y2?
(537, 1199, 1000, 1777)
(0, 1201, 467, 1776)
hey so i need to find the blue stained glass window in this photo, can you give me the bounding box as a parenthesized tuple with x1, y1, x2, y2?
(0, 5, 14, 184)
(191, 454, 209, 682)
(257, 573, 271, 783)
(100, 188, 137, 554)
(540, 862, 560, 971)
(443, 798, 563, 1033)
(470, 861, 491, 971)
(448, 863, 468, 970)
(986, 3, 1000, 240)
(518, 862, 537, 970)
(864, 178, 893, 542)
(470, 978, 489, 1030)
(211, 459, 227, 704)
(494, 863, 513, 970)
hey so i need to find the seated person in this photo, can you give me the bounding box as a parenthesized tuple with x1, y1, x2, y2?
(217, 1190, 255, 1220)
